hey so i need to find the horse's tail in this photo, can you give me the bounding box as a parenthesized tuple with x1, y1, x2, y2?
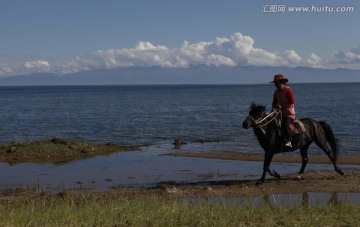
(319, 121, 339, 162)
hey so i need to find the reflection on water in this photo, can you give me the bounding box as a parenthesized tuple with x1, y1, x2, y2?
(0, 146, 259, 191)
(180, 192, 360, 207)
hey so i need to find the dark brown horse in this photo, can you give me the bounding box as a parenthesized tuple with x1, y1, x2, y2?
(242, 103, 344, 183)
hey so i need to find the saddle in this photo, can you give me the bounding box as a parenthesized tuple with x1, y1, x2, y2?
(275, 117, 306, 137)
(290, 118, 306, 135)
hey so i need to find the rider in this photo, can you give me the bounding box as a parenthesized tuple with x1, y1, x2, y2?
(270, 74, 296, 148)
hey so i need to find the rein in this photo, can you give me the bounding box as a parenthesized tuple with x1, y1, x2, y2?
(248, 109, 281, 134)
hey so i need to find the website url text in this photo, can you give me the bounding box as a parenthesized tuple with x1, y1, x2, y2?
(261, 5, 355, 13)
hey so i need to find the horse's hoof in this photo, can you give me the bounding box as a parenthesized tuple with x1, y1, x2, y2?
(337, 169, 345, 175)
(295, 174, 304, 180)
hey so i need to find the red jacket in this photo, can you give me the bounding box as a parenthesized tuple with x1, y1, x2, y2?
(272, 85, 296, 119)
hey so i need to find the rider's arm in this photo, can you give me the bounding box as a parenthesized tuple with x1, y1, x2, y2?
(286, 87, 295, 105)
(272, 92, 278, 109)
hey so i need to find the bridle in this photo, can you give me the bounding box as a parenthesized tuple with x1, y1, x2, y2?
(247, 109, 281, 134)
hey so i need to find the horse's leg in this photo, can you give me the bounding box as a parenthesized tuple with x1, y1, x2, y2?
(258, 151, 280, 184)
(267, 166, 281, 179)
(258, 153, 272, 184)
(317, 142, 344, 175)
(296, 145, 310, 180)
(258, 163, 269, 184)
(314, 131, 344, 175)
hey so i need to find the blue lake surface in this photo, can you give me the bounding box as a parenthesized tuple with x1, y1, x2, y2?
(0, 83, 359, 190)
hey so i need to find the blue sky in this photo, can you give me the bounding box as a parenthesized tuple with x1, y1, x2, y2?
(1, 0, 359, 77)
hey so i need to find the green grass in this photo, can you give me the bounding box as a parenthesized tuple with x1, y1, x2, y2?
(0, 137, 141, 164)
(1, 193, 359, 226)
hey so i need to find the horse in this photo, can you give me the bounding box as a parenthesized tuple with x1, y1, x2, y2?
(242, 103, 344, 183)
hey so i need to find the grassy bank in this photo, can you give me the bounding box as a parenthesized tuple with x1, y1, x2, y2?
(0, 138, 141, 164)
(1, 192, 359, 226)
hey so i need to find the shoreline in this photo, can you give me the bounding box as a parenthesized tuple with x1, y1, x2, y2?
(162, 151, 360, 165)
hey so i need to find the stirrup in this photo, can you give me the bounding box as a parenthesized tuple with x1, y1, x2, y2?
(284, 141, 292, 148)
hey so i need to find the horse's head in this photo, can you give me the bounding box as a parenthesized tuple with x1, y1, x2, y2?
(242, 102, 267, 129)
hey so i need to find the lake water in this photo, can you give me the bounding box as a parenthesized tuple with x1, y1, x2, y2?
(0, 83, 359, 190)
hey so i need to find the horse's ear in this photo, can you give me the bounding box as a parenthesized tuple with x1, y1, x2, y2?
(250, 102, 257, 110)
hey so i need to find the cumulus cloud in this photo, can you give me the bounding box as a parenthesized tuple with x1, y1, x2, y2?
(305, 53, 322, 68)
(206, 54, 236, 67)
(60, 32, 296, 74)
(330, 44, 360, 68)
(283, 50, 302, 64)
(1, 33, 360, 77)
(23, 60, 51, 74)
(0, 59, 51, 77)
(24, 60, 50, 69)
(0, 67, 14, 77)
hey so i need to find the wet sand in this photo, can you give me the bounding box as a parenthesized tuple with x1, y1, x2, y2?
(162, 152, 360, 165)
(155, 169, 360, 198)
(154, 152, 360, 197)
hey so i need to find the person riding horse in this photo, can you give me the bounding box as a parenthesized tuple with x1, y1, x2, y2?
(270, 74, 295, 148)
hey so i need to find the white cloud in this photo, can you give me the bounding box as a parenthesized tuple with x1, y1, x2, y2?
(60, 56, 95, 74)
(23, 60, 51, 74)
(24, 60, 50, 69)
(0, 67, 14, 77)
(1, 33, 360, 77)
(177, 33, 286, 67)
(283, 50, 302, 64)
(84, 32, 290, 70)
(330, 44, 360, 68)
(305, 53, 322, 68)
(206, 54, 236, 66)
(0, 59, 51, 77)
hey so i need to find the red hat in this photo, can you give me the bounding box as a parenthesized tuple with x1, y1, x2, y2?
(270, 74, 288, 83)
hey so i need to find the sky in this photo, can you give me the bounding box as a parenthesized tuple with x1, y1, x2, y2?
(1, 0, 360, 78)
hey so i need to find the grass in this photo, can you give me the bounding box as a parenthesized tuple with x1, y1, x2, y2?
(0, 137, 141, 164)
(1, 191, 359, 226)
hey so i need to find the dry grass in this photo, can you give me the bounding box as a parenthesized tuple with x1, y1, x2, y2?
(1, 190, 359, 226)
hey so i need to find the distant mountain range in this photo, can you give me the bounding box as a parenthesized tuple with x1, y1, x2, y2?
(0, 66, 359, 86)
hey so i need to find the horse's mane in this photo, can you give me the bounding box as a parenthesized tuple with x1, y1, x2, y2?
(250, 102, 267, 113)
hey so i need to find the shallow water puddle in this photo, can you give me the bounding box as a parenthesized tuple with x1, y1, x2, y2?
(1, 145, 359, 191)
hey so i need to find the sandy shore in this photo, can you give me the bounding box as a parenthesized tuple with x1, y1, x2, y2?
(158, 169, 360, 197)
(150, 152, 360, 197)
